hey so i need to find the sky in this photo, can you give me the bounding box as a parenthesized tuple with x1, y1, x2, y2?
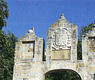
(3, 0, 95, 46)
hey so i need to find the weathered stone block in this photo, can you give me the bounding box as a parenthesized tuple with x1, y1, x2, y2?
(51, 50, 71, 60)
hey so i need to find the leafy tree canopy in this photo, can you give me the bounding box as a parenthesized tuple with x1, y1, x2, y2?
(0, 0, 9, 30)
(0, 0, 18, 80)
(79, 22, 94, 40)
(0, 31, 17, 80)
(77, 22, 94, 60)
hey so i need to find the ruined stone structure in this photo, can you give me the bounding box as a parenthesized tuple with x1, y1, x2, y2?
(13, 14, 95, 80)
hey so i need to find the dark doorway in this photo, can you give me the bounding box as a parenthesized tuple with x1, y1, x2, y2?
(45, 69, 82, 80)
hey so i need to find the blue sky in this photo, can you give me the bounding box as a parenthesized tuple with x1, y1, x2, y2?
(4, 0, 95, 45)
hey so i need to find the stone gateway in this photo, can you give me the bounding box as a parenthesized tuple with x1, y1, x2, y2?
(13, 14, 95, 80)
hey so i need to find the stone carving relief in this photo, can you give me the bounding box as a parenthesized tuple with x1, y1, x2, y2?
(52, 27, 72, 50)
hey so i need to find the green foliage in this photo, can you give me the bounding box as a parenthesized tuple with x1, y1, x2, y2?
(77, 22, 94, 60)
(46, 71, 81, 80)
(0, 31, 17, 80)
(77, 40, 82, 60)
(0, 0, 94, 79)
(0, 0, 17, 80)
(0, 0, 9, 30)
(79, 22, 94, 40)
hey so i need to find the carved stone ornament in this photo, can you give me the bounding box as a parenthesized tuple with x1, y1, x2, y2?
(52, 27, 72, 50)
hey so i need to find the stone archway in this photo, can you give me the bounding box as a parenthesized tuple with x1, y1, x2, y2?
(45, 69, 82, 80)
(13, 14, 95, 80)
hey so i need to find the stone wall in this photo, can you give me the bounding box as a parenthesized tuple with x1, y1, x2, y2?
(13, 14, 95, 80)
(82, 28, 95, 80)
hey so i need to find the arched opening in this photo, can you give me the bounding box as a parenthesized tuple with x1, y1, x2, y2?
(45, 69, 82, 80)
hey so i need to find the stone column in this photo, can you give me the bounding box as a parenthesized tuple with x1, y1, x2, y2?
(82, 35, 88, 62)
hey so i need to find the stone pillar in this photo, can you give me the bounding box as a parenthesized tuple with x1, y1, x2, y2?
(71, 25, 78, 61)
(82, 35, 88, 62)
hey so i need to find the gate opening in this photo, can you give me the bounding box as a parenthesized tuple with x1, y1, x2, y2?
(45, 69, 82, 80)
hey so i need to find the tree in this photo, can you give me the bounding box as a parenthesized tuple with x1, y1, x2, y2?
(79, 22, 94, 40)
(0, 31, 17, 80)
(0, 0, 9, 30)
(77, 22, 94, 60)
(0, 0, 17, 80)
